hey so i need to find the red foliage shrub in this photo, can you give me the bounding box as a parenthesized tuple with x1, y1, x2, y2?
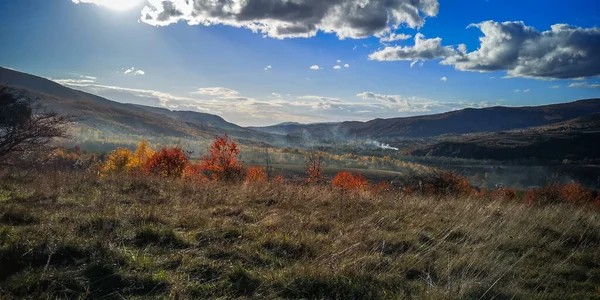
(373, 181, 391, 194)
(560, 183, 595, 203)
(143, 147, 188, 178)
(183, 164, 209, 182)
(491, 187, 517, 200)
(524, 184, 563, 205)
(246, 167, 267, 184)
(201, 135, 244, 181)
(332, 172, 370, 192)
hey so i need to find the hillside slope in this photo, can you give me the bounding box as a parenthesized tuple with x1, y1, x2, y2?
(252, 100, 600, 139)
(404, 113, 600, 162)
(0, 67, 277, 143)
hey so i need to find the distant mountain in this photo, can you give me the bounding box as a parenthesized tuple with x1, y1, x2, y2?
(404, 113, 600, 162)
(251, 100, 600, 139)
(0, 67, 279, 144)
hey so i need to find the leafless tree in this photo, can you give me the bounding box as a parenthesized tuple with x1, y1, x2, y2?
(263, 147, 273, 179)
(0, 86, 72, 166)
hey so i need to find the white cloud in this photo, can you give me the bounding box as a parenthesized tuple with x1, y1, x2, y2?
(569, 82, 600, 89)
(441, 76, 447, 81)
(550, 85, 560, 89)
(369, 21, 600, 80)
(298, 95, 341, 102)
(514, 89, 520, 93)
(336, 60, 342, 63)
(310, 65, 322, 70)
(264, 65, 272, 70)
(523, 89, 530, 93)
(124, 67, 145, 76)
(379, 32, 412, 43)
(357, 92, 493, 113)
(369, 33, 457, 62)
(333, 65, 342, 70)
(138, 0, 439, 40)
(191, 87, 240, 97)
(56, 78, 505, 126)
(441, 21, 600, 79)
(344, 64, 350, 68)
(54, 78, 97, 85)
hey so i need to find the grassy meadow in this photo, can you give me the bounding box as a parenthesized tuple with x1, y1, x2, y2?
(1, 170, 599, 299)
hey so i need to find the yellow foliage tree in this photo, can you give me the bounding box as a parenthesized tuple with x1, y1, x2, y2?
(127, 140, 155, 171)
(101, 148, 134, 176)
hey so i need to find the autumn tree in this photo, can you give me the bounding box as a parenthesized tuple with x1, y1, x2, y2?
(332, 172, 370, 192)
(128, 140, 155, 171)
(101, 148, 134, 175)
(0, 87, 71, 165)
(201, 135, 244, 181)
(305, 151, 324, 183)
(143, 147, 188, 178)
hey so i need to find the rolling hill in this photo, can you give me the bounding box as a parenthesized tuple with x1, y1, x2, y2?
(403, 113, 600, 162)
(0, 67, 286, 145)
(252, 100, 600, 139)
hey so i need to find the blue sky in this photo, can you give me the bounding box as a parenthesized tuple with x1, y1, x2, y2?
(1, 0, 599, 126)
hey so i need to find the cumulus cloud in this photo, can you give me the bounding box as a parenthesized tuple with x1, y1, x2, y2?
(379, 32, 412, 42)
(310, 65, 322, 70)
(124, 67, 145, 75)
(569, 82, 600, 89)
(333, 65, 342, 70)
(336, 60, 342, 63)
(264, 65, 272, 70)
(368, 33, 457, 63)
(139, 0, 439, 39)
(369, 21, 600, 80)
(441, 76, 447, 81)
(441, 21, 600, 79)
(344, 63, 350, 68)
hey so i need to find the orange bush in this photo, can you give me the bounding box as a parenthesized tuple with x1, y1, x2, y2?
(201, 135, 244, 181)
(491, 187, 517, 200)
(183, 164, 209, 182)
(523, 184, 563, 205)
(143, 147, 188, 178)
(560, 183, 595, 203)
(246, 167, 267, 184)
(332, 172, 370, 192)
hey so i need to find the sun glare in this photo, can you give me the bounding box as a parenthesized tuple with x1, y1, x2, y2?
(96, 0, 141, 11)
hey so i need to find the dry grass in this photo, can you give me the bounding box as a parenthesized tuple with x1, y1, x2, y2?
(0, 170, 599, 299)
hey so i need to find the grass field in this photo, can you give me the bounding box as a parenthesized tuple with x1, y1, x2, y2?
(0, 171, 599, 299)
